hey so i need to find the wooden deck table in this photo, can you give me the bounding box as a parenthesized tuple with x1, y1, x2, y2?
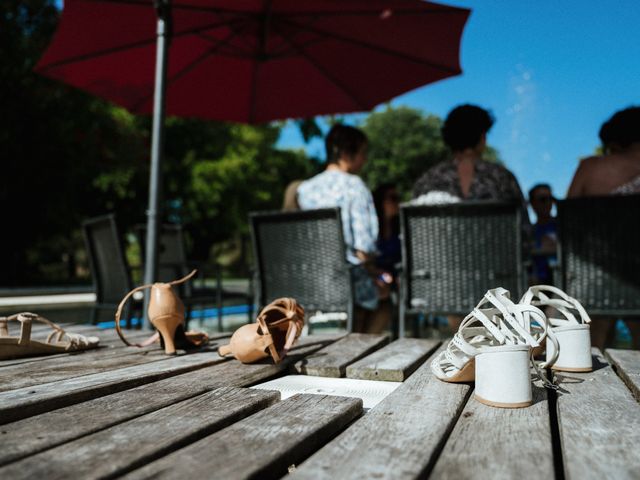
(0, 325, 639, 479)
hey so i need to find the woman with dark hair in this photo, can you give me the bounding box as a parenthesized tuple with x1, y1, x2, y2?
(569, 106, 640, 196)
(412, 104, 526, 204)
(568, 106, 640, 349)
(297, 124, 389, 332)
(411, 104, 528, 333)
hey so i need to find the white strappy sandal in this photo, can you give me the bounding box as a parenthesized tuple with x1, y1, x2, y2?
(520, 285, 592, 372)
(432, 288, 549, 408)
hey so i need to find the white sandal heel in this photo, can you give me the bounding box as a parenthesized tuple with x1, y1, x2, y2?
(432, 288, 549, 408)
(473, 288, 548, 407)
(521, 285, 592, 372)
(475, 345, 532, 408)
(546, 324, 592, 372)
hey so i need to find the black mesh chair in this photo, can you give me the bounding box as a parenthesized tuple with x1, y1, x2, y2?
(399, 201, 525, 337)
(557, 195, 640, 316)
(83, 214, 139, 326)
(250, 208, 354, 332)
(135, 224, 252, 330)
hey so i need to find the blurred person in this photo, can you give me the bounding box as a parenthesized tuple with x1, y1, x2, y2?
(297, 124, 390, 333)
(569, 106, 640, 196)
(282, 179, 303, 211)
(373, 183, 402, 277)
(529, 183, 557, 285)
(568, 106, 640, 349)
(413, 104, 527, 205)
(412, 104, 529, 332)
(372, 183, 402, 330)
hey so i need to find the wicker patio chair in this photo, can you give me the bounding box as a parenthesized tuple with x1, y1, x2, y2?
(399, 201, 525, 337)
(135, 223, 252, 330)
(249, 208, 355, 333)
(82, 214, 139, 326)
(557, 194, 640, 317)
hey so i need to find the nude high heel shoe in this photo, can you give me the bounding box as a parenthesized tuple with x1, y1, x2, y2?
(115, 270, 208, 354)
(219, 298, 304, 364)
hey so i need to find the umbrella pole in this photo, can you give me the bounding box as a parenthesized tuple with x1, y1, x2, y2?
(143, 0, 171, 329)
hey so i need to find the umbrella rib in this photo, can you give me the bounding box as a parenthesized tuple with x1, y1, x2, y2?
(130, 27, 244, 112)
(92, 0, 463, 18)
(269, 6, 465, 18)
(271, 24, 369, 111)
(278, 17, 461, 75)
(38, 18, 246, 71)
(248, 56, 260, 124)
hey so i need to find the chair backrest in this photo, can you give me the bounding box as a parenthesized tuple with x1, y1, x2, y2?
(82, 214, 133, 305)
(400, 201, 524, 315)
(558, 194, 640, 316)
(250, 208, 353, 318)
(135, 223, 192, 296)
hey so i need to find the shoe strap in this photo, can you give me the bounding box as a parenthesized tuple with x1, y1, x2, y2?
(256, 297, 304, 361)
(521, 285, 591, 326)
(256, 315, 280, 363)
(531, 350, 559, 390)
(485, 289, 545, 347)
(0, 312, 93, 349)
(115, 283, 154, 348)
(114, 269, 199, 348)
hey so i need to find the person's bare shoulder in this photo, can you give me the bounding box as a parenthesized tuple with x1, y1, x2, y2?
(567, 155, 603, 197)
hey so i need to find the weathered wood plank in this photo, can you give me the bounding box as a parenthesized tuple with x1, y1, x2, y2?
(292, 345, 472, 479)
(0, 350, 227, 424)
(0, 334, 338, 425)
(294, 333, 390, 377)
(555, 348, 640, 479)
(605, 348, 640, 402)
(0, 387, 279, 480)
(0, 348, 167, 392)
(0, 335, 339, 466)
(346, 338, 440, 381)
(0, 330, 230, 368)
(125, 394, 363, 480)
(430, 379, 553, 479)
(0, 333, 228, 392)
(0, 371, 232, 466)
(0, 330, 153, 368)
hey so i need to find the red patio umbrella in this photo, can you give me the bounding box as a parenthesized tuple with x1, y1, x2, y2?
(35, 0, 470, 324)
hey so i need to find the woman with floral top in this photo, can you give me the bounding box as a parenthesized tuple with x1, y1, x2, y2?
(297, 124, 390, 333)
(412, 104, 529, 332)
(413, 104, 526, 205)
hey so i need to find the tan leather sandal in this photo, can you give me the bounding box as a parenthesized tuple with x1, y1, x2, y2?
(0, 312, 100, 360)
(218, 297, 304, 364)
(115, 270, 209, 355)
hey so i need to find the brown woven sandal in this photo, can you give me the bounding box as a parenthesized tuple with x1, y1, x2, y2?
(114, 270, 209, 355)
(0, 313, 100, 360)
(218, 297, 304, 364)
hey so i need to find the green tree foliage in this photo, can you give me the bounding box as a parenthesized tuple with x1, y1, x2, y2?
(1, 1, 148, 285)
(1, 0, 316, 284)
(165, 122, 316, 261)
(361, 106, 448, 197)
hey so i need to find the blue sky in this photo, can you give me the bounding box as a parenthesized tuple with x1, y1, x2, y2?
(277, 1, 640, 199)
